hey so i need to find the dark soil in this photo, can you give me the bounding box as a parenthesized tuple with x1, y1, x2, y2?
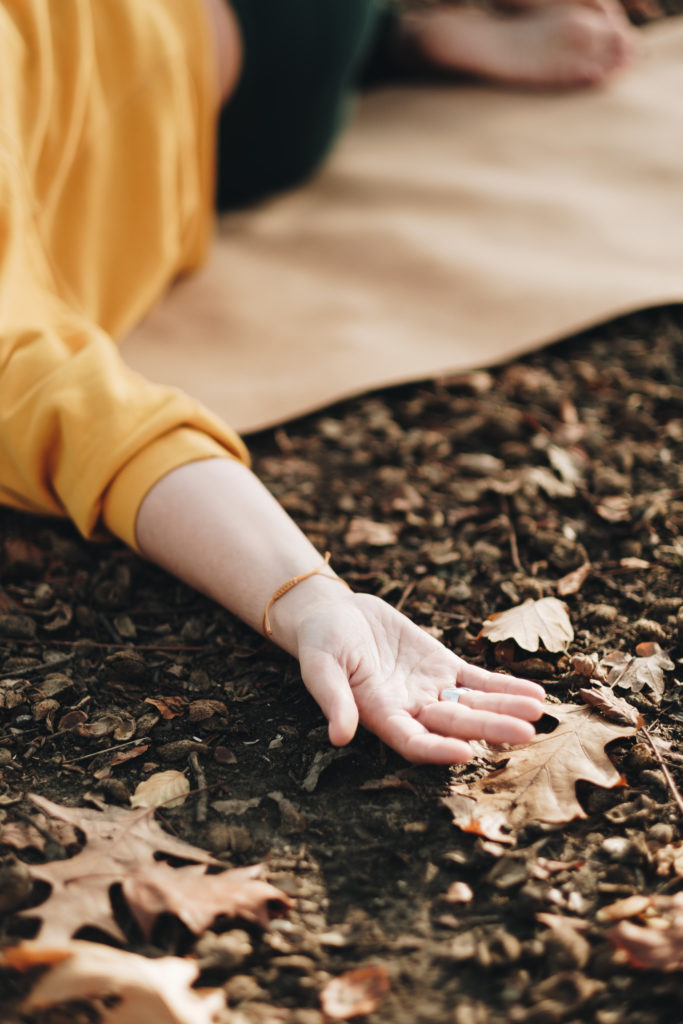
(1, 301, 682, 1023)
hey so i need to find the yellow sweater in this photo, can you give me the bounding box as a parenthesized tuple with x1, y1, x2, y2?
(0, 0, 248, 551)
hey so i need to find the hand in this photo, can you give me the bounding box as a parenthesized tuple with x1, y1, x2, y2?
(296, 593, 545, 764)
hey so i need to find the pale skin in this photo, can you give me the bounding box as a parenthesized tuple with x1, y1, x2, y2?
(136, 459, 546, 764)
(139, 0, 638, 763)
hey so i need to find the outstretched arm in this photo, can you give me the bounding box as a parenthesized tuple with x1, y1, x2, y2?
(136, 457, 545, 764)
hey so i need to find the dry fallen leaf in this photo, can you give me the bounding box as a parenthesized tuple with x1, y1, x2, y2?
(443, 704, 635, 844)
(18, 795, 288, 943)
(4, 940, 224, 1024)
(144, 695, 188, 720)
(131, 770, 190, 810)
(481, 597, 574, 653)
(599, 644, 674, 704)
(0, 813, 79, 853)
(578, 684, 645, 729)
(123, 861, 290, 939)
(608, 893, 683, 972)
(320, 965, 390, 1020)
(556, 561, 592, 597)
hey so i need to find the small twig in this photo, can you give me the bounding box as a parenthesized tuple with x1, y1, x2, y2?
(501, 498, 524, 574)
(0, 653, 76, 683)
(61, 737, 151, 766)
(642, 725, 683, 816)
(188, 752, 208, 824)
(395, 581, 415, 613)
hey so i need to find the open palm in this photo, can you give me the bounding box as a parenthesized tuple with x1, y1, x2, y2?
(296, 593, 545, 764)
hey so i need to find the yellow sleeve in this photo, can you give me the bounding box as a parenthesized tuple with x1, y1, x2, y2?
(0, 309, 249, 552)
(0, 149, 249, 553)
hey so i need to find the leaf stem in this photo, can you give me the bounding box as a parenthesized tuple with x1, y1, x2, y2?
(642, 726, 683, 817)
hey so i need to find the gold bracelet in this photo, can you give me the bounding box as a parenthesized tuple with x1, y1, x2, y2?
(261, 552, 350, 637)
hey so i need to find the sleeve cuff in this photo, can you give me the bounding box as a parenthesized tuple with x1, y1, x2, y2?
(102, 426, 246, 551)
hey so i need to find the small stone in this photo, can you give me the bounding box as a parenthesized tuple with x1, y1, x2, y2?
(541, 926, 590, 971)
(589, 604, 618, 626)
(222, 825, 252, 854)
(448, 931, 478, 962)
(195, 930, 252, 971)
(224, 974, 268, 1005)
(633, 618, 668, 644)
(648, 597, 683, 620)
(205, 822, 233, 854)
(628, 742, 659, 772)
(95, 779, 131, 805)
(0, 748, 12, 766)
(645, 822, 675, 846)
(157, 739, 206, 762)
(601, 836, 634, 862)
(290, 1011, 324, 1024)
(0, 861, 32, 912)
(639, 768, 668, 793)
(448, 581, 472, 602)
(0, 614, 36, 640)
(100, 650, 147, 682)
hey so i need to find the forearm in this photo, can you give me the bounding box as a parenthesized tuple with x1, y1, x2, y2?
(135, 458, 353, 657)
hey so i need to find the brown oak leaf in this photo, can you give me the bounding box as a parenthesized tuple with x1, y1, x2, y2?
(4, 940, 224, 1024)
(480, 598, 574, 653)
(442, 704, 635, 844)
(19, 795, 289, 943)
(598, 644, 674, 704)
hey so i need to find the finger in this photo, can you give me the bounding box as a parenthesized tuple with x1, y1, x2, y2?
(454, 690, 545, 721)
(378, 713, 473, 765)
(454, 663, 546, 702)
(418, 701, 537, 746)
(299, 651, 359, 747)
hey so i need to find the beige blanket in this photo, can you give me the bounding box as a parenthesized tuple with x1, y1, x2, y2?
(122, 17, 683, 434)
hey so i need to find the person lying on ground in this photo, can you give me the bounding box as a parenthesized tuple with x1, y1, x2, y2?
(0, 0, 637, 763)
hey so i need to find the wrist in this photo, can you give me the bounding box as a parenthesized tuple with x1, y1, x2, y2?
(264, 568, 354, 656)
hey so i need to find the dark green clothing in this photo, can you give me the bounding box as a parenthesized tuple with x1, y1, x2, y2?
(215, 0, 396, 209)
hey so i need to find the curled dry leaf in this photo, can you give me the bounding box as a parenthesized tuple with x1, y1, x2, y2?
(481, 597, 574, 654)
(596, 495, 632, 523)
(608, 893, 683, 972)
(443, 704, 635, 844)
(600, 644, 674, 704)
(144, 695, 188, 720)
(570, 652, 603, 680)
(4, 940, 224, 1024)
(557, 561, 592, 597)
(578, 684, 644, 729)
(596, 894, 652, 923)
(320, 965, 390, 1020)
(131, 770, 190, 810)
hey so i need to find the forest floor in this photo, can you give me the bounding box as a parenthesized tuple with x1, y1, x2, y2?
(0, 302, 682, 1023)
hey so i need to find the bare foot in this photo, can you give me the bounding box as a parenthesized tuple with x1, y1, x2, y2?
(402, 3, 637, 88)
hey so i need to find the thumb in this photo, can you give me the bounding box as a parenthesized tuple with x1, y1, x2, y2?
(299, 650, 359, 747)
